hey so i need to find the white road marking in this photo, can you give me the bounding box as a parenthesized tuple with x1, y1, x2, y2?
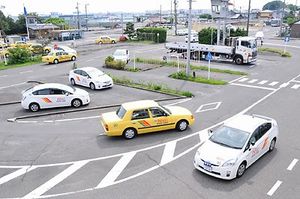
(96, 152, 136, 188)
(196, 102, 222, 113)
(291, 84, 300, 89)
(166, 98, 192, 106)
(19, 70, 33, 74)
(269, 81, 279, 86)
(248, 79, 258, 83)
(264, 42, 300, 49)
(287, 158, 298, 171)
(267, 180, 282, 196)
(238, 77, 249, 82)
(230, 83, 276, 91)
(44, 65, 57, 70)
(258, 80, 268, 85)
(291, 80, 300, 84)
(280, 83, 289, 88)
(0, 75, 8, 78)
(22, 161, 88, 199)
(228, 76, 247, 84)
(86, 58, 95, 62)
(0, 82, 26, 90)
(0, 166, 36, 185)
(160, 141, 177, 166)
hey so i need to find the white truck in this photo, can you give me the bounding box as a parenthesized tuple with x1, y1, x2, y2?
(165, 37, 257, 65)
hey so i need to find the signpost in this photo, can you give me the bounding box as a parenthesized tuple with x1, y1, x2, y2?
(284, 36, 290, 53)
(206, 52, 212, 80)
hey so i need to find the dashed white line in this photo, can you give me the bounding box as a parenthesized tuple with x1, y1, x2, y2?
(238, 77, 249, 82)
(0, 82, 26, 90)
(269, 81, 279, 86)
(19, 70, 33, 74)
(248, 79, 258, 83)
(287, 158, 298, 171)
(291, 84, 300, 90)
(97, 152, 136, 188)
(160, 141, 177, 166)
(230, 83, 276, 91)
(22, 161, 88, 199)
(258, 80, 268, 85)
(0, 166, 37, 185)
(279, 83, 289, 88)
(267, 180, 282, 196)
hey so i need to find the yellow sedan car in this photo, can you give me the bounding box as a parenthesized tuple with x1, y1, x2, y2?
(100, 100, 195, 139)
(42, 50, 77, 64)
(95, 36, 117, 44)
(10, 41, 32, 48)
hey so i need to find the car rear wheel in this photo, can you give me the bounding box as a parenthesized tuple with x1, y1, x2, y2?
(123, 128, 137, 139)
(112, 40, 116, 44)
(176, 120, 188, 131)
(53, 59, 59, 64)
(29, 103, 40, 112)
(90, 82, 95, 90)
(236, 162, 246, 178)
(71, 99, 82, 108)
(70, 78, 76, 86)
(269, 138, 276, 152)
(71, 56, 76, 61)
(99, 41, 103, 45)
(45, 49, 50, 54)
(234, 56, 243, 65)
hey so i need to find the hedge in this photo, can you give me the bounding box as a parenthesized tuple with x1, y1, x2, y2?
(136, 27, 167, 43)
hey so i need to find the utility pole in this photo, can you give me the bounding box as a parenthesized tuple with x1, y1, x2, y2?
(85, 3, 89, 31)
(160, 5, 162, 25)
(121, 13, 124, 36)
(174, 0, 178, 35)
(186, 0, 192, 76)
(280, 0, 286, 36)
(76, 2, 80, 30)
(246, 0, 251, 36)
(171, 0, 173, 24)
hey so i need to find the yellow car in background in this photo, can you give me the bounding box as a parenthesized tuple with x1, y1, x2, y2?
(29, 44, 51, 54)
(95, 36, 117, 44)
(42, 50, 77, 64)
(10, 41, 32, 48)
(0, 48, 10, 58)
(100, 100, 195, 139)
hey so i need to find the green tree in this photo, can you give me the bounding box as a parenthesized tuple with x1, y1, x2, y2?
(7, 47, 32, 64)
(124, 22, 135, 39)
(43, 17, 66, 29)
(198, 27, 220, 44)
(199, 14, 212, 19)
(262, 1, 285, 11)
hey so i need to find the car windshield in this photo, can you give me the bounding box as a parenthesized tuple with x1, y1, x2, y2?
(209, 126, 250, 149)
(159, 104, 171, 115)
(116, 105, 127, 119)
(88, 69, 104, 78)
(114, 50, 125, 56)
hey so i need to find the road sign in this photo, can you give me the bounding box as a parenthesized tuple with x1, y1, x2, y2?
(284, 36, 290, 43)
(206, 52, 212, 61)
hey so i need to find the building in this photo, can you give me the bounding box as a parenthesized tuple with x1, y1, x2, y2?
(259, 10, 273, 19)
(27, 15, 59, 39)
(51, 29, 84, 41)
(291, 21, 300, 38)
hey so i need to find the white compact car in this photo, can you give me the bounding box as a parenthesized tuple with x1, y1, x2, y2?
(113, 49, 130, 63)
(21, 83, 90, 112)
(69, 67, 113, 90)
(194, 114, 279, 180)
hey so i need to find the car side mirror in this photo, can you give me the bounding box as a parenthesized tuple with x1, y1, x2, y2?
(250, 137, 256, 146)
(65, 92, 69, 96)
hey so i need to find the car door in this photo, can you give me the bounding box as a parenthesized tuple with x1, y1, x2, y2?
(32, 88, 52, 109)
(73, 69, 83, 85)
(245, 126, 264, 166)
(130, 109, 152, 134)
(80, 71, 90, 87)
(149, 107, 175, 131)
(56, 51, 63, 62)
(258, 123, 272, 155)
(49, 88, 69, 107)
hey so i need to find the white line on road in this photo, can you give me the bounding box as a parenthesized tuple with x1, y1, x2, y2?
(0, 75, 8, 78)
(160, 141, 177, 166)
(44, 65, 57, 70)
(19, 70, 33, 74)
(228, 76, 247, 84)
(267, 180, 282, 196)
(258, 80, 268, 85)
(248, 79, 258, 83)
(269, 81, 279, 86)
(0, 82, 26, 90)
(291, 84, 300, 90)
(0, 166, 37, 185)
(22, 161, 88, 199)
(196, 102, 222, 113)
(279, 83, 289, 88)
(238, 77, 249, 82)
(291, 80, 300, 84)
(230, 83, 276, 91)
(97, 152, 136, 188)
(287, 158, 298, 171)
(166, 98, 192, 106)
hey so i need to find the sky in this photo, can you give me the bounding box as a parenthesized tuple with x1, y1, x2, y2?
(0, 0, 298, 16)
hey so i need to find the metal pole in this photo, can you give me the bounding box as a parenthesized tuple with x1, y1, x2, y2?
(246, 0, 251, 36)
(217, 19, 220, 45)
(280, 0, 286, 36)
(208, 59, 211, 80)
(76, 2, 80, 30)
(186, 0, 192, 76)
(25, 15, 30, 41)
(85, 4, 89, 31)
(121, 13, 124, 36)
(174, 0, 178, 35)
(160, 5, 162, 25)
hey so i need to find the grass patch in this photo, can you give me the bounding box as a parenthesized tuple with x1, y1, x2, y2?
(0, 56, 42, 70)
(110, 75, 193, 97)
(124, 40, 155, 44)
(135, 57, 247, 76)
(258, 47, 292, 57)
(170, 71, 227, 85)
(125, 67, 141, 72)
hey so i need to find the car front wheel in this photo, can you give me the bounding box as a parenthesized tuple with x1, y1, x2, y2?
(72, 99, 82, 108)
(176, 120, 188, 131)
(29, 103, 40, 112)
(236, 162, 246, 178)
(70, 78, 76, 86)
(90, 83, 96, 90)
(269, 138, 276, 152)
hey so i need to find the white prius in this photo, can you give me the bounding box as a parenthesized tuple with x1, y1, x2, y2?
(69, 67, 113, 90)
(21, 83, 90, 112)
(194, 114, 279, 180)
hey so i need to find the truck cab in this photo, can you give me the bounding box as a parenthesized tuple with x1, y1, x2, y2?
(234, 37, 257, 65)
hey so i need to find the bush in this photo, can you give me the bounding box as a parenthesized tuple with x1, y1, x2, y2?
(230, 27, 248, 37)
(7, 47, 32, 64)
(198, 27, 220, 44)
(136, 27, 167, 43)
(170, 71, 227, 85)
(105, 56, 126, 70)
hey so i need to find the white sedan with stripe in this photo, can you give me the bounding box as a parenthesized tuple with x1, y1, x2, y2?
(21, 83, 90, 112)
(194, 114, 279, 180)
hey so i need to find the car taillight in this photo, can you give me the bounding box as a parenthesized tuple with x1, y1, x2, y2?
(191, 115, 194, 120)
(105, 124, 109, 131)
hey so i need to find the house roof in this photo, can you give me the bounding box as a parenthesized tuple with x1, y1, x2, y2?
(28, 24, 59, 30)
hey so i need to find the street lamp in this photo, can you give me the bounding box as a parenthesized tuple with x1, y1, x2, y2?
(186, 0, 196, 76)
(85, 3, 89, 31)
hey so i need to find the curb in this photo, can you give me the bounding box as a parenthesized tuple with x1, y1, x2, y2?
(7, 96, 187, 122)
(0, 101, 20, 106)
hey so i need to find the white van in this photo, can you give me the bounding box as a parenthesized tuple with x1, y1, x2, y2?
(113, 49, 130, 64)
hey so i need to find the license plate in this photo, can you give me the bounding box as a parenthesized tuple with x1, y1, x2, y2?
(203, 161, 212, 172)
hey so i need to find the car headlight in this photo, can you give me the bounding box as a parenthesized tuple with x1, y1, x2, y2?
(222, 159, 237, 167)
(195, 150, 201, 158)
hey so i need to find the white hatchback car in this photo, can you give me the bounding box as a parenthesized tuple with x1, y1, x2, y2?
(21, 83, 90, 112)
(69, 67, 113, 90)
(113, 49, 130, 64)
(194, 114, 279, 180)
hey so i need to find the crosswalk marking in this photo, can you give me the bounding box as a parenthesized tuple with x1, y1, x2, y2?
(248, 79, 258, 83)
(269, 81, 279, 86)
(0, 166, 36, 185)
(258, 80, 268, 85)
(160, 141, 177, 166)
(22, 161, 88, 199)
(280, 83, 289, 88)
(291, 84, 300, 89)
(238, 78, 248, 82)
(96, 152, 136, 188)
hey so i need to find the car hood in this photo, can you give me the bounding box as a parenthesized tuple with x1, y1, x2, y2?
(113, 55, 127, 60)
(92, 74, 112, 82)
(167, 106, 192, 116)
(73, 88, 89, 96)
(197, 140, 241, 166)
(101, 112, 122, 123)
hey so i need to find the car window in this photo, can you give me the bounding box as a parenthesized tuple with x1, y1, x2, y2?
(150, 107, 167, 118)
(260, 123, 272, 137)
(116, 105, 127, 119)
(132, 109, 150, 120)
(50, 89, 64, 95)
(74, 70, 82, 75)
(63, 52, 68, 55)
(81, 71, 88, 77)
(36, 88, 51, 95)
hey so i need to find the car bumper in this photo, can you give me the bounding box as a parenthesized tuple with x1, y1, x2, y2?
(82, 95, 90, 105)
(95, 82, 113, 89)
(193, 158, 237, 180)
(21, 100, 29, 110)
